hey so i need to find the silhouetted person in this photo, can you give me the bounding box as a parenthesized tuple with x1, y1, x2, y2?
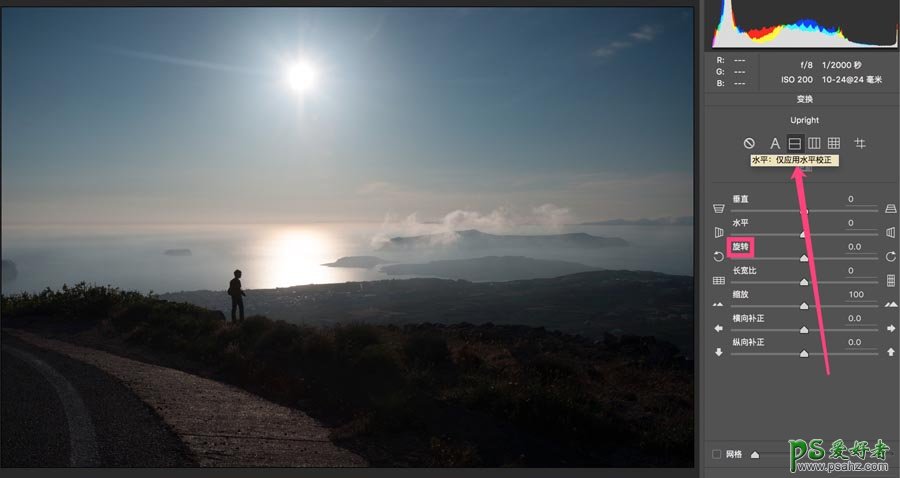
(228, 269, 246, 322)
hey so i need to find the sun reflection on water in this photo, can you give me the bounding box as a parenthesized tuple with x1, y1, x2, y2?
(258, 227, 339, 289)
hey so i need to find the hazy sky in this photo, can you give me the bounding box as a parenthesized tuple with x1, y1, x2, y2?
(2, 7, 692, 225)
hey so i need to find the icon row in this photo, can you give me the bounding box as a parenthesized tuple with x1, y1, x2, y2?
(742, 135, 867, 152)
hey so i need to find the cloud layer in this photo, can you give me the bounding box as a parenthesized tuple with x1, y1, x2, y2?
(370, 204, 576, 248)
(593, 24, 662, 59)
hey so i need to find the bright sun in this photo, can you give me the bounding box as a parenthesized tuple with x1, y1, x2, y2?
(285, 60, 318, 95)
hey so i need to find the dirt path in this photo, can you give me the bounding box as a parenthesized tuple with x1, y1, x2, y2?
(6, 329, 367, 467)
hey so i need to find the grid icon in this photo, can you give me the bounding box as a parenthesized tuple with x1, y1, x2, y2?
(888, 274, 896, 288)
(827, 137, 841, 150)
(712, 276, 726, 286)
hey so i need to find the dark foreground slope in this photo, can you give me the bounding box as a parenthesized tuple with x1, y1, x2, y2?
(2, 282, 692, 467)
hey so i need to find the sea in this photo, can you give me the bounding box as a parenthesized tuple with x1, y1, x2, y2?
(1, 223, 692, 295)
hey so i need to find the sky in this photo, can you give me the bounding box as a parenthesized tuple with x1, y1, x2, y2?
(2, 7, 693, 226)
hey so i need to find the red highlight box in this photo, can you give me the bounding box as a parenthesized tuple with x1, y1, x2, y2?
(726, 236, 755, 259)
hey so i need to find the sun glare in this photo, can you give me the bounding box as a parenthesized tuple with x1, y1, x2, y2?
(261, 228, 336, 288)
(285, 60, 318, 95)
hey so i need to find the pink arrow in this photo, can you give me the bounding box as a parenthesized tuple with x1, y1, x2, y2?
(791, 167, 831, 375)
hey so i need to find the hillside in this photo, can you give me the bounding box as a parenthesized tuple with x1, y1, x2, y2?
(1, 283, 692, 467)
(162, 270, 693, 354)
(378, 229, 628, 250)
(379, 255, 597, 281)
(322, 256, 390, 269)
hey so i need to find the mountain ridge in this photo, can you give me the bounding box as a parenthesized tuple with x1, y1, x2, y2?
(379, 229, 628, 250)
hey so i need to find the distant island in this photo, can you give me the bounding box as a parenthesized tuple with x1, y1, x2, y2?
(378, 229, 627, 251)
(163, 249, 192, 257)
(1, 259, 18, 282)
(580, 216, 692, 226)
(322, 256, 389, 269)
(381, 255, 596, 282)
